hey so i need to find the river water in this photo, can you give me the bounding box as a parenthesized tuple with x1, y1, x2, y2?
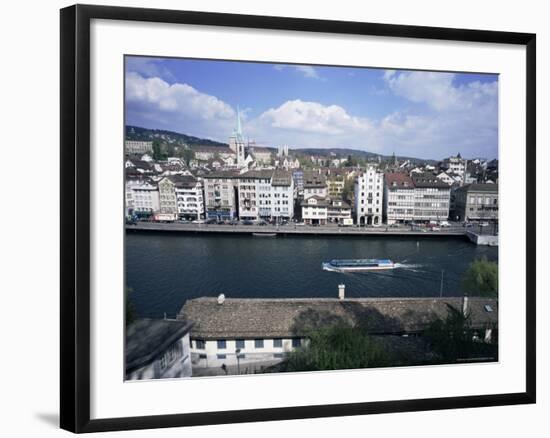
(125, 232, 498, 319)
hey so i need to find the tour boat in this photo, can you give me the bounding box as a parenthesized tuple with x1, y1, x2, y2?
(322, 258, 395, 272)
(252, 232, 277, 237)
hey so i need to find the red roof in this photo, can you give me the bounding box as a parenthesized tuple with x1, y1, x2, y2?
(385, 172, 414, 188)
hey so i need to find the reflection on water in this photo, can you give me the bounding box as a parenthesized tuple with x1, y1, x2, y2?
(125, 233, 498, 318)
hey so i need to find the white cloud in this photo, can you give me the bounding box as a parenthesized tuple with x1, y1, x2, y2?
(384, 70, 498, 113)
(258, 100, 371, 135)
(377, 70, 498, 158)
(125, 72, 235, 140)
(125, 70, 498, 159)
(294, 65, 321, 79)
(126, 58, 176, 82)
(273, 64, 322, 80)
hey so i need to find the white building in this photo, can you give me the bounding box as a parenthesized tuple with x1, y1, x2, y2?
(125, 319, 193, 380)
(327, 198, 352, 224)
(303, 172, 327, 199)
(355, 165, 384, 225)
(179, 297, 308, 376)
(383, 173, 415, 224)
(249, 146, 273, 164)
(191, 145, 235, 162)
(270, 169, 294, 219)
(239, 169, 294, 220)
(411, 173, 451, 222)
(125, 140, 153, 155)
(158, 177, 178, 218)
(301, 196, 329, 225)
(173, 175, 205, 219)
(441, 153, 467, 176)
(435, 171, 455, 186)
(125, 179, 159, 216)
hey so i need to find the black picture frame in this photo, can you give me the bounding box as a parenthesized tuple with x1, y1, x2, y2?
(60, 4, 536, 433)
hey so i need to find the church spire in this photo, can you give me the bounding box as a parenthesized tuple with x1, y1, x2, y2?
(236, 106, 243, 138)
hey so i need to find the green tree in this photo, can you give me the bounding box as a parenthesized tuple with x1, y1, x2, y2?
(165, 143, 176, 158)
(462, 257, 498, 297)
(281, 324, 392, 372)
(181, 148, 195, 166)
(297, 154, 313, 169)
(424, 304, 497, 363)
(152, 140, 163, 161)
(344, 154, 358, 167)
(341, 177, 355, 203)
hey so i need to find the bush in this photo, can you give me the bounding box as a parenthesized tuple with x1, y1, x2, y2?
(462, 257, 498, 297)
(281, 324, 392, 372)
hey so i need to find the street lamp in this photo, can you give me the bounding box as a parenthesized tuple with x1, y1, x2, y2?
(235, 348, 241, 375)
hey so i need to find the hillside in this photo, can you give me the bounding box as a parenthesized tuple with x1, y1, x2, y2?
(126, 125, 228, 148)
(293, 148, 437, 164)
(126, 125, 436, 163)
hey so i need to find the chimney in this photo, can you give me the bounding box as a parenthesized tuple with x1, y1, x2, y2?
(338, 284, 345, 300)
(217, 294, 226, 305)
(462, 295, 469, 316)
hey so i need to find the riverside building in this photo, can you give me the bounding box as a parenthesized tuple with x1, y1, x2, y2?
(355, 165, 384, 225)
(411, 173, 451, 222)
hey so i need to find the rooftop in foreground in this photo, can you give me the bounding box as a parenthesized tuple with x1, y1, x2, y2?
(178, 297, 497, 339)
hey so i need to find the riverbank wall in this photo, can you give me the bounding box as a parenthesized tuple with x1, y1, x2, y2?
(126, 222, 497, 245)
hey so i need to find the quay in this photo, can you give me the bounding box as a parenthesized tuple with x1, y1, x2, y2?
(125, 222, 498, 245)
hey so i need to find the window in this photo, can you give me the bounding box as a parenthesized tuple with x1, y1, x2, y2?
(199, 353, 207, 359)
(217, 354, 227, 360)
(292, 338, 302, 348)
(195, 339, 205, 350)
(273, 338, 283, 348)
(254, 339, 264, 348)
(237, 353, 246, 359)
(236, 339, 245, 349)
(217, 340, 226, 349)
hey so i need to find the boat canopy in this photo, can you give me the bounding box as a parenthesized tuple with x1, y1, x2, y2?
(329, 259, 393, 267)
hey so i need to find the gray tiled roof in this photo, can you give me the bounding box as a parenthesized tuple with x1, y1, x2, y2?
(178, 297, 497, 339)
(411, 172, 451, 189)
(455, 183, 499, 193)
(271, 169, 292, 186)
(301, 196, 331, 207)
(125, 318, 193, 373)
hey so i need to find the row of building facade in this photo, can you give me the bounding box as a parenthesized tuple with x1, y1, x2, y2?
(126, 165, 498, 225)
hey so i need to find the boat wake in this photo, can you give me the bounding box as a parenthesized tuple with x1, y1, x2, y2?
(393, 263, 423, 271)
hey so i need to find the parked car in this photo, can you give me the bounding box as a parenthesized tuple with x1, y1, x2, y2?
(439, 221, 450, 227)
(242, 220, 254, 226)
(479, 222, 489, 227)
(192, 219, 206, 224)
(463, 222, 473, 228)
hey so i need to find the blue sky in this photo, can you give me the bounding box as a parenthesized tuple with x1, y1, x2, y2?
(125, 56, 498, 160)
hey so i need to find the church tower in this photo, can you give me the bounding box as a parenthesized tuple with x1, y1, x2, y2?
(228, 107, 246, 166)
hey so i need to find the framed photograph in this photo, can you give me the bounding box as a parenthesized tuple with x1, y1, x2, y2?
(60, 4, 536, 433)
